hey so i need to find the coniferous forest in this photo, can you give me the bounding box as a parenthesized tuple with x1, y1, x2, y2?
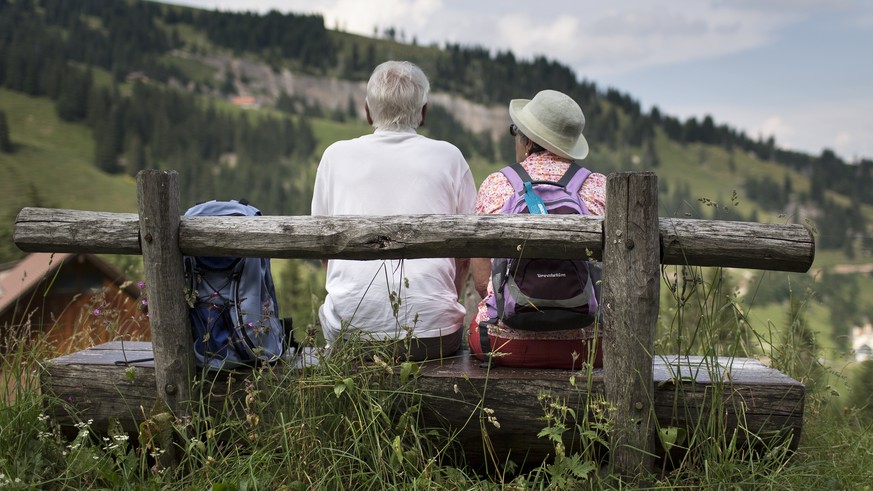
(3, 5, 873, 486)
(0, 0, 870, 255)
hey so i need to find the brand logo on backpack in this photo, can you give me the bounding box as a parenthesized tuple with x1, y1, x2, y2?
(485, 163, 602, 331)
(184, 199, 285, 370)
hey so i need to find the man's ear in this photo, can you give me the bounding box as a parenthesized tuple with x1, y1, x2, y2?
(365, 103, 373, 125)
(419, 103, 428, 127)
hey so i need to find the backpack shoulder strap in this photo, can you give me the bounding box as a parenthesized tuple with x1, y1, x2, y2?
(500, 163, 534, 195)
(564, 165, 593, 195)
(555, 163, 583, 187)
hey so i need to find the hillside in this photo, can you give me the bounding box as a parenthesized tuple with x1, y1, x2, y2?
(1, 0, 872, 360)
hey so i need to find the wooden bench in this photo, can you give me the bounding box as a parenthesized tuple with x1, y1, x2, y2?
(42, 342, 804, 466)
(16, 169, 815, 474)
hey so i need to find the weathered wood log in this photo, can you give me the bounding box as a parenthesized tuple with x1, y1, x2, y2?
(602, 172, 659, 475)
(659, 217, 816, 272)
(136, 170, 194, 424)
(13, 208, 141, 254)
(41, 343, 805, 466)
(14, 209, 815, 272)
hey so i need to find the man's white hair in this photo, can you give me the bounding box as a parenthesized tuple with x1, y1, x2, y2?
(366, 61, 430, 130)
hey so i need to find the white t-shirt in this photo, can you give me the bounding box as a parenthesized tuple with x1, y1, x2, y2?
(311, 128, 477, 343)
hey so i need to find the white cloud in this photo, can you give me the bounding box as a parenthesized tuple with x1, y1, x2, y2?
(159, 0, 873, 159)
(759, 116, 794, 144)
(318, 0, 444, 39)
(165, 1, 797, 77)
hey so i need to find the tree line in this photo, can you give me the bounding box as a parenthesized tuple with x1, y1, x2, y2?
(85, 74, 318, 216)
(2, 0, 870, 251)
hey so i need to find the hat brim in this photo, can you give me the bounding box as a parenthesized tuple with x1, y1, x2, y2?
(509, 98, 589, 160)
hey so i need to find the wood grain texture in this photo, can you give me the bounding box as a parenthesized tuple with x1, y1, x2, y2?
(659, 217, 815, 272)
(14, 208, 141, 254)
(14, 209, 815, 271)
(42, 346, 803, 465)
(136, 170, 194, 422)
(602, 172, 660, 475)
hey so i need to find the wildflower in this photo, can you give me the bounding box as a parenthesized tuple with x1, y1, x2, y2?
(92, 308, 103, 317)
(141, 299, 148, 306)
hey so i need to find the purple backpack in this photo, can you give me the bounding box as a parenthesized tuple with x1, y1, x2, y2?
(485, 163, 601, 331)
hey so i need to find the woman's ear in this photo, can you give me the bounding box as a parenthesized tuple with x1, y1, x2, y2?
(365, 103, 373, 126)
(419, 103, 428, 127)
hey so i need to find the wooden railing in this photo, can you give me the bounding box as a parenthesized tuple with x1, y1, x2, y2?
(14, 169, 815, 475)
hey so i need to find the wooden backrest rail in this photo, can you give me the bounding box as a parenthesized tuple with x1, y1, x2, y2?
(13, 170, 815, 475)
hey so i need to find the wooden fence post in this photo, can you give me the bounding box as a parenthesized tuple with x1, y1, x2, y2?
(136, 170, 194, 421)
(602, 171, 659, 476)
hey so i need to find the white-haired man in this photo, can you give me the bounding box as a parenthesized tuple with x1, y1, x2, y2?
(311, 60, 477, 360)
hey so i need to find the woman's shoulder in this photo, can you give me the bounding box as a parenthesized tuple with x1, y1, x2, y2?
(584, 170, 607, 186)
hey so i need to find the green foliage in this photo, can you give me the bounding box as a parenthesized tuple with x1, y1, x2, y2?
(272, 259, 326, 343)
(0, 108, 11, 153)
(658, 266, 755, 357)
(818, 271, 862, 353)
(849, 360, 873, 426)
(3, 263, 873, 488)
(771, 297, 828, 391)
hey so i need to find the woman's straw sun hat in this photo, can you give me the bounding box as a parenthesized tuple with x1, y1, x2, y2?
(509, 89, 589, 160)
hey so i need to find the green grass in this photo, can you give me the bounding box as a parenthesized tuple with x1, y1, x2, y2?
(0, 88, 138, 216)
(3, 268, 873, 489)
(158, 52, 218, 86)
(745, 297, 839, 357)
(310, 116, 371, 155)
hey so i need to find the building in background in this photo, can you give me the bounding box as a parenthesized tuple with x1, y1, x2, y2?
(0, 253, 149, 355)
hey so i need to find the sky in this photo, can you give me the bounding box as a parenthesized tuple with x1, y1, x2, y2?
(165, 0, 873, 162)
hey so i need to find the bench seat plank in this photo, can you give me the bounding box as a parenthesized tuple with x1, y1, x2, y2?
(42, 343, 804, 464)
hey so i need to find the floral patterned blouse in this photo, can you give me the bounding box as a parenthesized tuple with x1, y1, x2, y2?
(474, 151, 607, 340)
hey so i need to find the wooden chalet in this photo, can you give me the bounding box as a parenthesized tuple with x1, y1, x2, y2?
(0, 252, 148, 354)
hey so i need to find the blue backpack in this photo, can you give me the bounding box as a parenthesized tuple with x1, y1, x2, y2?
(485, 163, 601, 331)
(183, 200, 285, 370)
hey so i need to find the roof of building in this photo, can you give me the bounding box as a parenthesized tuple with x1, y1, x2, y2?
(0, 253, 139, 316)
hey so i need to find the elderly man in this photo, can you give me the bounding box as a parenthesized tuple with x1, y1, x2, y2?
(311, 60, 477, 360)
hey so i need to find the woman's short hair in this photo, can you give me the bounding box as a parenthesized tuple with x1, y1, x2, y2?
(518, 131, 545, 154)
(366, 61, 430, 130)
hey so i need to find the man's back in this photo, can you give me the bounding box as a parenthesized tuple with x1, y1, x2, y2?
(311, 128, 476, 343)
(312, 129, 472, 215)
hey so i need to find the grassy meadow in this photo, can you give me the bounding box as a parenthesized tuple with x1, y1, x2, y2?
(2, 83, 873, 488)
(2, 264, 873, 489)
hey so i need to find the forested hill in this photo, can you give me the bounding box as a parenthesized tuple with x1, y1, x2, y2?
(0, 0, 871, 264)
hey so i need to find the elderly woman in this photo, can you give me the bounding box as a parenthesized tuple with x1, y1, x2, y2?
(312, 61, 477, 361)
(469, 89, 606, 369)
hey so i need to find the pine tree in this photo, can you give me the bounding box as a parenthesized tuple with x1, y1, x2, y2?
(0, 110, 12, 153)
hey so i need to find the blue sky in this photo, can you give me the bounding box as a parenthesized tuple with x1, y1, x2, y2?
(165, 0, 873, 162)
